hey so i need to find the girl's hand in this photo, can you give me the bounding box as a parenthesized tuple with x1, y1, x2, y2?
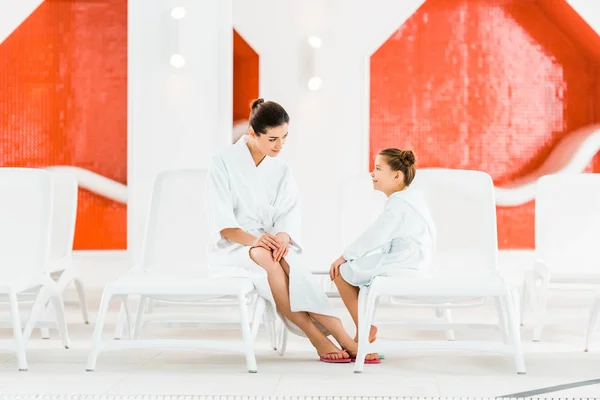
(329, 255, 346, 281)
(273, 232, 291, 261)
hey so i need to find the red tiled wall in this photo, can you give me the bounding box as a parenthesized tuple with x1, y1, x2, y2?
(370, 0, 600, 248)
(233, 30, 259, 122)
(0, 0, 127, 249)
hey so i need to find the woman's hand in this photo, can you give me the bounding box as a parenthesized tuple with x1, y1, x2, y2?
(329, 255, 346, 281)
(273, 232, 291, 262)
(252, 233, 282, 252)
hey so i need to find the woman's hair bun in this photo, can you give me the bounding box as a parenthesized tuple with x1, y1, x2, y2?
(251, 98, 265, 110)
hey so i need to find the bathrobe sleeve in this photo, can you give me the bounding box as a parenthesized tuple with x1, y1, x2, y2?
(272, 166, 303, 252)
(205, 155, 241, 238)
(342, 202, 404, 261)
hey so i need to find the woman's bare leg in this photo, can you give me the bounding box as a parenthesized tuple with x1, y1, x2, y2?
(250, 248, 348, 360)
(333, 274, 377, 343)
(279, 258, 377, 361)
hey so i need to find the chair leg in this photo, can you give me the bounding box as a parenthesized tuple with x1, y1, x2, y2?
(251, 297, 266, 341)
(113, 302, 126, 340)
(40, 304, 52, 339)
(435, 307, 455, 341)
(9, 291, 28, 371)
(147, 298, 155, 313)
(49, 291, 70, 349)
(122, 295, 133, 340)
(519, 278, 529, 326)
(532, 274, 549, 342)
(584, 296, 600, 352)
(278, 321, 288, 357)
(132, 296, 148, 340)
(503, 288, 526, 375)
(494, 297, 509, 344)
(266, 317, 277, 350)
(73, 277, 89, 324)
(511, 283, 521, 330)
(23, 286, 53, 343)
(354, 287, 376, 373)
(86, 287, 114, 371)
(238, 292, 257, 373)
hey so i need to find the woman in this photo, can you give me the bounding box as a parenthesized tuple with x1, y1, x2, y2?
(206, 98, 376, 363)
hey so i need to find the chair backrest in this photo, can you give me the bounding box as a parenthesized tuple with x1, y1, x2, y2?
(0, 168, 53, 276)
(140, 169, 210, 276)
(535, 173, 600, 274)
(339, 173, 386, 248)
(410, 168, 499, 273)
(48, 171, 78, 267)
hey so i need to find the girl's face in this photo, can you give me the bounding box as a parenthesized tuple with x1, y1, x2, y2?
(371, 154, 405, 196)
(249, 124, 288, 158)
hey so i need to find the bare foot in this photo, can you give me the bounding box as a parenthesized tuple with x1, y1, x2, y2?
(342, 341, 380, 362)
(354, 325, 378, 343)
(311, 337, 350, 361)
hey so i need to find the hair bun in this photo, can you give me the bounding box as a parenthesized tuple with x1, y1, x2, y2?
(251, 98, 265, 110)
(401, 150, 415, 167)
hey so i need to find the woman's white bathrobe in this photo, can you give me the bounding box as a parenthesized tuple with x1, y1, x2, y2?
(340, 188, 437, 287)
(205, 135, 337, 336)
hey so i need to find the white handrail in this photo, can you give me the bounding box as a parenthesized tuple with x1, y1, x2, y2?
(494, 124, 600, 206)
(44, 166, 127, 204)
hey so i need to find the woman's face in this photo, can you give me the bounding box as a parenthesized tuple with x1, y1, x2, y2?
(371, 154, 404, 195)
(250, 123, 288, 158)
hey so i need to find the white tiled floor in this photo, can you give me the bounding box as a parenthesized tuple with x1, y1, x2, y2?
(0, 252, 599, 397)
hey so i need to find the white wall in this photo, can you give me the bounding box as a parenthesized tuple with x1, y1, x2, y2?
(0, 0, 44, 44)
(127, 0, 600, 269)
(567, 1, 600, 32)
(128, 0, 232, 263)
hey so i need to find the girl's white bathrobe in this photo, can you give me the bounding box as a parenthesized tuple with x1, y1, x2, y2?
(205, 135, 338, 336)
(340, 188, 437, 287)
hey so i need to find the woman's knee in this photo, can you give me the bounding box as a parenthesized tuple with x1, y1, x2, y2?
(249, 247, 280, 273)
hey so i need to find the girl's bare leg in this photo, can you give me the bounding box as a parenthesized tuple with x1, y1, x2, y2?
(333, 274, 378, 343)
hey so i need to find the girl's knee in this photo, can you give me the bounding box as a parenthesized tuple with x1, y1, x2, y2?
(333, 274, 346, 285)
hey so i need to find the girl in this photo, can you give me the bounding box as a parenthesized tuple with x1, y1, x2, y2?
(330, 148, 436, 355)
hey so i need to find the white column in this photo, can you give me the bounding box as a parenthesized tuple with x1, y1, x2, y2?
(128, 0, 232, 262)
(566, 0, 600, 34)
(0, 0, 44, 44)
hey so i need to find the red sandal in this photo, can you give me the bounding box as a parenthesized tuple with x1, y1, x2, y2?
(319, 350, 351, 363)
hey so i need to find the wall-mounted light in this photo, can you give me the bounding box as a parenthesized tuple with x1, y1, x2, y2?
(303, 35, 322, 91)
(307, 77, 322, 91)
(170, 54, 185, 68)
(307, 36, 322, 49)
(171, 6, 186, 20)
(166, 6, 186, 68)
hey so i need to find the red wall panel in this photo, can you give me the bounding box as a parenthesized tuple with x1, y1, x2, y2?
(370, 0, 600, 248)
(0, 0, 127, 250)
(233, 30, 259, 122)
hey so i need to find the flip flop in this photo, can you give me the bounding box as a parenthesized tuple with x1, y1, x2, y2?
(319, 350, 351, 363)
(350, 354, 382, 364)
